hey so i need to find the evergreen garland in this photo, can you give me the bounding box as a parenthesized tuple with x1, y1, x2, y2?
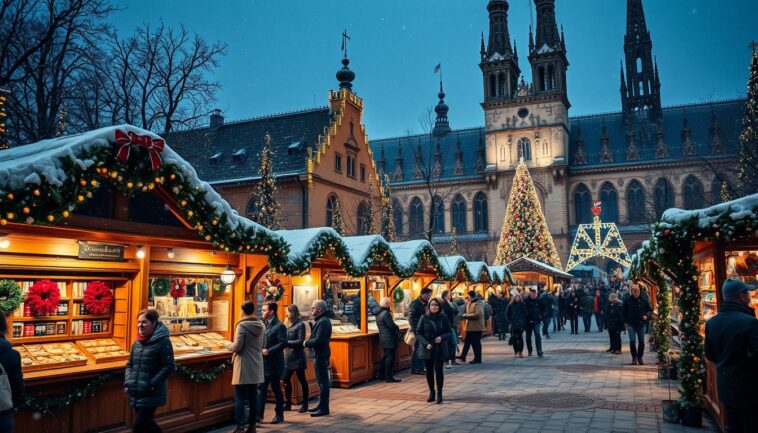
(21, 373, 114, 416)
(738, 51, 758, 196)
(251, 132, 282, 230)
(175, 359, 232, 383)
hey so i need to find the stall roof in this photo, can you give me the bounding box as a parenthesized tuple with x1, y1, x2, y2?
(0, 125, 287, 263)
(438, 256, 475, 282)
(507, 257, 574, 280)
(660, 193, 758, 230)
(487, 265, 516, 285)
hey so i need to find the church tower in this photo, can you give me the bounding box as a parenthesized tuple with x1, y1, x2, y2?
(621, 0, 662, 124)
(480, 0, 571, 263)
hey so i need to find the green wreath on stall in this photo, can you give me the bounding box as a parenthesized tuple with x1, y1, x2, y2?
(211, 278, 225, 295)
(0, 279, 23, 314)
(152, 278, 171, 296)
(392, 287, 404, 304)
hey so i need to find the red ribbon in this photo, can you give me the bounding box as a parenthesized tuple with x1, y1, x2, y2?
(114, 129, 165, 170)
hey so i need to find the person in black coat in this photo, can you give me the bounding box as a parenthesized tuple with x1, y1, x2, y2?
(257, 302, 287, 424)
(523, 289, 544, 357)
(125, 309, 175, 433)
(505, 295, 527, 357)
(705, 279, 758, 433)
(490, 292, 509, 341)
(375, 298, 401, 382)
(304, 300, 332, 417)
(440, 290, 460, 367)
(567, 290, 580, 334)
(409, 288, 432, 374)
(0, 312, 24, 432)
(622, 283, 653, 365)
(415, 297, 452, 404)
(604, 293, 624, 354)
(283, 305, 309, 413)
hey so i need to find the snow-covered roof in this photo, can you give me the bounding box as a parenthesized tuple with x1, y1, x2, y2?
(487, 265, 515, 285)
(0, 125, 286, 262)
(507, 257, 573, 280)
(438, 255, 474, 281)
(466, 261, 490, 284)
(661, 193, 758, 229)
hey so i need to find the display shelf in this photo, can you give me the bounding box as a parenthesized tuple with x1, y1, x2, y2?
(13, 332, 112, 344)
(161, 315, 211, 320)
(72, 314, 112, 319)
(12, 316, 68, 322)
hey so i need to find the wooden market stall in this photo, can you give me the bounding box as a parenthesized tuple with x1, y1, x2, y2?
(652, 194, 758, 430)
(0, 126, 284, 433)
(262, 232, 446, 388)
(506, 257, 573, 290)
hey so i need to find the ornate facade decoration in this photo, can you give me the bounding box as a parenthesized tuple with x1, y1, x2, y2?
(654, 122, 668, 159)
(709, 108, 724, 154)
(412, 141, 424, 180)
(573, 124, 587, 165)
(681, 114, 696, 157)
(599, 123, 613, 164)
(475, 131, 486, 172)
(625, 130, 639, 161)
(452, 135, 465, 176)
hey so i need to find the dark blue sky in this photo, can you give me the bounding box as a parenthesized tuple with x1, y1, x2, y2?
(112, 0, 756, 138)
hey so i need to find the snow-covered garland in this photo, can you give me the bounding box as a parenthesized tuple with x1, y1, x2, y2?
(0, 126, 289, 269)
(653, 194, 758, 409)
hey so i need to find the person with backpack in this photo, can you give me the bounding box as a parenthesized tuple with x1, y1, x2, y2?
(0, 311, 24, 432)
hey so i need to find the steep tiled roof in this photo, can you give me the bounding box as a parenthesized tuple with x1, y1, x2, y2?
(166, 107, 333, 184)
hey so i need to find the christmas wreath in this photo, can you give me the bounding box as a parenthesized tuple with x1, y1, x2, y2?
(170, 279, 186, 299)
(392, 287, 405, 303)
(27, 280, 61, 316)
(152, 278, 171, 296)
(0, 279, 23, 314)
(82, 281, 113, 315)
(258, 277, 284, 302)
(211, 278, 225, 295)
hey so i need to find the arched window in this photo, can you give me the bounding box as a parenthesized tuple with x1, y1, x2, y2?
(599, 182, 618, 223)
(451, 194, 467, 233)
(409, 197, 424, 239)
(574, 183, 592, 225)
(392, 199, 403, 237)
(636, 57, 642, 73)
(654, 178, 674, 218)
(538, 66, 546, 91)
(473, 192, 488, 232)
(548, 65, 556, 90)
(326, 195, 338, 227)
(245, 197, 259, 218)
(356, 202, 369, 235)
(517, 137, 531, 161)
(683, 175, 704, 210)
(432, 196, 444, 234)
(489, 74, 496, 98)
(498, 72, 506, 97)
(626, 180, 646, 224)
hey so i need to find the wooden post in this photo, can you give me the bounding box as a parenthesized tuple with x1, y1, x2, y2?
(360, 276, 368, 333)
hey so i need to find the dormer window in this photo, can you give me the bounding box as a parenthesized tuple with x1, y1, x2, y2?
(209, 151, 224, 164)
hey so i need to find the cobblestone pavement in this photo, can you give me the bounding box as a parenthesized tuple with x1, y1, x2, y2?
(207, 323, 718, 433)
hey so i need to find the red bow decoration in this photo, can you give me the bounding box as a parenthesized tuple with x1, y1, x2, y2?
(114, 129, 165, 170)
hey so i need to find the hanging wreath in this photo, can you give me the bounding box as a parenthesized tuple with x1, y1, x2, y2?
(170, 279, 186, 299)
(27, 280, 62, 316)
(152, 278, 171, 297)
(0, 279, 23, 314)
(211, 278, 225, 295)
(258, 276, 284, 302)
(392, 287, 405, 304)
(82, 281, 113, 315)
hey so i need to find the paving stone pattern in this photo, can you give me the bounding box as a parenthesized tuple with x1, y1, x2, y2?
(207, 324, 719, 433)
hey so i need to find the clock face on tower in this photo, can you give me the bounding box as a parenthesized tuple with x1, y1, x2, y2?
(517, 107, 529, 118)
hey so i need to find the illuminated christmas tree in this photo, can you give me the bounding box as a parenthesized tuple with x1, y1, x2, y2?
(380, 175, 396, 241)
(0, 88, 8, 150)
(331, 198, 345, 236)
(251, 132, 282, 229)
(738, 50, 758, 195)
(494, 160, 562, 268)
(367, 175, 376, 234)
(449, 226, 459, 255)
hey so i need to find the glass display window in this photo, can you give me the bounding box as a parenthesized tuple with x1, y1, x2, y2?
(693, 249, 716, 329)
(392, 279, 413, 320)
(725, 249, 758, 310)
(322, 272, 362, 334)
(148, 275, 229, 337)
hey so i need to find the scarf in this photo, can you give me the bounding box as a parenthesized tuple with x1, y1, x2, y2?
(137, 330, 153, 342)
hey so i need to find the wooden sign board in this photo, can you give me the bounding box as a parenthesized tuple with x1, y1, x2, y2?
(78, 242, 125, 261)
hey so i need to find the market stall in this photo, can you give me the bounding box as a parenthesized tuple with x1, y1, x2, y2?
(653, 193, 758, 429)
(506, 257, 573, 290)
(0, 126, 284, 433)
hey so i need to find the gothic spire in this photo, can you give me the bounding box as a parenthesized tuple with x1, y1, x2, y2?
(534, 0, 561, 51)
(622, 0, 661, 124)
(486, 0, 513, 58)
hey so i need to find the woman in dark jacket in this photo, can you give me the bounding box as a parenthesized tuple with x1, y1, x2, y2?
(505, 295, 527, 357)
(415, 297, 451, 404)
(125, 309, 175, 433)
(0, 311, 24, 432)
(283, 305, 309, 413)
(604, 293, 625, 354)
(567, 290, 580, 334)
(440, 290, 459, 367)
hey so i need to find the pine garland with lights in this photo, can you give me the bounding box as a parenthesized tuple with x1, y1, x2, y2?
(380, 175, 396, 242)
(630, 240, 672, 364)
(653, 197, 758, 409)
(0, 128, 289, 270)
(252, 132, 282, 230)
(21, 373, 114, 416)
(175, 359, 232, 383)
(738, 51, 758, 196)
(449, 227, 459, 255)
(331, 198, 345, 236)
(494, 161, 562, 267)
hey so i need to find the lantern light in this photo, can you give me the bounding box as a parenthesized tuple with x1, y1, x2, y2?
(0, 236, 9, 249)
(167, 248, 176, 259)
(136, 246, 145, 259)
(220, 265, 236, 285)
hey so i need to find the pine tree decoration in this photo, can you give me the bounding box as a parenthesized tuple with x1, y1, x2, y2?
(738, 50, 758, 195)
(366, 175, 376, 234)
(494, 161, 562, 268)
(251, 132, 282, 229)
(0, 88, 8, 150)
(449, 226, 459, 255)
(720, 180, 731, 203)
(56, 105, 66, 137)
(380, 175, 396, 241)
(332, 198, 345, 236)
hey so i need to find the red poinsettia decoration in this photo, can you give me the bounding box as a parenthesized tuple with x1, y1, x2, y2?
(27, 280, 62, 316)
(83, 281, 113, 315)
(170, 279, 186, 299)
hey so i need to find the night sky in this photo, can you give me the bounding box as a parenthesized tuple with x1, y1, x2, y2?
(111, 0, 757, 138)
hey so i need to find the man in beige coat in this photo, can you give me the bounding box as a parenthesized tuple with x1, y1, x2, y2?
(457, 290, 485, 364)
(227, 301, 265, 433)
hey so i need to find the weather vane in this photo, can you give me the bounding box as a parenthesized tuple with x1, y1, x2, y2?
(341, 29, 351, 58)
